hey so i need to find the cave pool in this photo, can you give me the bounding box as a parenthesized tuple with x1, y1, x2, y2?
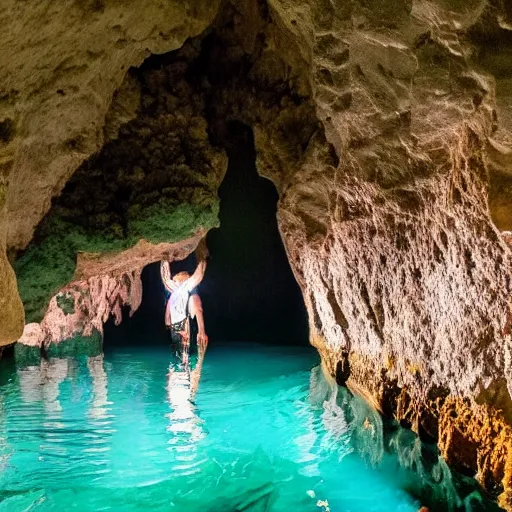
(0, 343, 500, 511)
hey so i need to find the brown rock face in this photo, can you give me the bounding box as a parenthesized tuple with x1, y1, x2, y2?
(3, 0, 220, 251)
(0, 241, 23, 345)
(271, 0, 512, 506)
(3, 0, 512, 507)
(0, 0, 222, 343)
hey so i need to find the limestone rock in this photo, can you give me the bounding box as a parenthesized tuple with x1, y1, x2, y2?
(13, 46, 226, 324)
(3, 0, 221, 251)
(0, 242, 24, 345)
(17, 323, 44, 348)
(270, 0, 512, 506)
(17, 234, 204, 349)
(0, 0, 222, 345)
(3, 0, 512, 507)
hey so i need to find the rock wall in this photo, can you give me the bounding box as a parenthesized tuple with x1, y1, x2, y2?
(269, 0, 512, 506)
(14, 52, 226, 323)
(0, 0, 222, 342)
(18, 271, 142, 351)
(2, 0, 512, 507)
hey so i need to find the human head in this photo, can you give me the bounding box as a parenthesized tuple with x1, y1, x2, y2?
(173, 271, 190, 284)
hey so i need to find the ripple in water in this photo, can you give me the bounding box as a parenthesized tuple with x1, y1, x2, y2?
(0, 343, 501, 511)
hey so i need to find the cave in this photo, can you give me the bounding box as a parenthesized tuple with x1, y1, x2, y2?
(202, 122, 308, 344)
(104, 121, 308, 346)
(2, 0, 512, 510)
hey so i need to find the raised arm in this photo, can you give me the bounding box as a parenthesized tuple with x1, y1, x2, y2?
(184, 260, 207, 291)
(160, 260, 178, 293)
(184, 239, 209, 291)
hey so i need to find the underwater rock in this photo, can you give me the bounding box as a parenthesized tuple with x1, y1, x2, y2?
(310, 364, 501, 511)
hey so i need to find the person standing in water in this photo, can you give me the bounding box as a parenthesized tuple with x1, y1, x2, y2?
(160, 240, 209, 398)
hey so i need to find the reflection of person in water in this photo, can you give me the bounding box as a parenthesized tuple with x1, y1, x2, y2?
(160, 239, 209, 400)
(87, 355, 109, 420)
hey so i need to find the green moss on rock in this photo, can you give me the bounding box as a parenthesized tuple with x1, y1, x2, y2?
(14, 329, 103, 367)
(46, 330, 102, 358)
(56, 292, 76, 315)
(15, 218, 77, 324)
(128, 199, 219, 243)
(14, 342, 41, 367)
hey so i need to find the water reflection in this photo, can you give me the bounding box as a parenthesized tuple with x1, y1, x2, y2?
(0, 345, 502, 512)
(18, 359, 66, 412)
(0, 393, 8, 474)
(17, 356, 112, 421)
(87, 355, 110, 420)
(310, 366, 500, 512)
(166, 336, 207, 478)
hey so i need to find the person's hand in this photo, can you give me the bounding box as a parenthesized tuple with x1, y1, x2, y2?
(198, 332, 209, 355)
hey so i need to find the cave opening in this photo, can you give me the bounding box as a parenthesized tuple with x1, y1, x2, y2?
(104, 121, 308, 347)
(13, 0, 320, 350)
(202, 121, 308, 345)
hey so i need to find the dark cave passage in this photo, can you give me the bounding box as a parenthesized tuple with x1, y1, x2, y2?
(104, 122, 308, 346)
(103, 263, 168, 346)
(201, 122, 308, 345)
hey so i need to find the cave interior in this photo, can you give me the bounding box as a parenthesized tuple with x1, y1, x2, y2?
(104, 121, 309, 346)
(4, 0, 512, 508)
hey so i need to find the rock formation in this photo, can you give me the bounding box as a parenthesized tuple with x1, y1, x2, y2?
(17, 235, 205, 351)
(0, 0, 223, 342)
(2, 0, 512, 508)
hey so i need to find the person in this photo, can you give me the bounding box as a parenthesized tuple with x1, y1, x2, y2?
(160, 241, 208, 348)
(160, 240, 209, 399)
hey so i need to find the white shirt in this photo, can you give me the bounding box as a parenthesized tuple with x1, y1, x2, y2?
(169, 281, 192, 324)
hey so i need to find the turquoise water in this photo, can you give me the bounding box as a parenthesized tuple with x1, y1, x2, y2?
(0, 343, 499, 511)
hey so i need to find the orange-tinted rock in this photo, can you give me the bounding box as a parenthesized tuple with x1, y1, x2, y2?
(0, 243, 24, 345)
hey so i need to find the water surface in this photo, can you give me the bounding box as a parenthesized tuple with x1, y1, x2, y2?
(0, 343, 499, 511)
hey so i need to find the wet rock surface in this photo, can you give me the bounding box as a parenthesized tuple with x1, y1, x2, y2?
(2, 0, 512, 507)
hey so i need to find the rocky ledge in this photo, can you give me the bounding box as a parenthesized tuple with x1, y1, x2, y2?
(16, 234, 205, 356)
